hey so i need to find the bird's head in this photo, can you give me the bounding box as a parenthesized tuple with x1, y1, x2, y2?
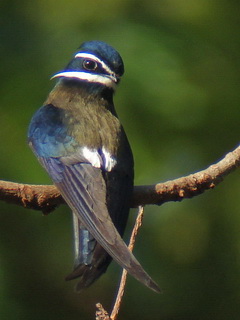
(52, 41, 124, 91)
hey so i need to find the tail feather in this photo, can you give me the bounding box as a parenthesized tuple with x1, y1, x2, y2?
(65, 242, 112, 291)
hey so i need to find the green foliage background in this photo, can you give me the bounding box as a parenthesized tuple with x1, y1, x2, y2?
(1, 1, 240, 319)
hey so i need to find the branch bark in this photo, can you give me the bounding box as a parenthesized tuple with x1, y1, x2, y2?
(0, 145, 240, 214)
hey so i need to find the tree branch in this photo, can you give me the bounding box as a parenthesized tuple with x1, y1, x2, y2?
(1, 145, 240, 213)
(110, 206, 145, 320)
(95, 206, 145, 320)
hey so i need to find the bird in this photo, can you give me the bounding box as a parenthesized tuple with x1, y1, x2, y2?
(28, 40, 160, 293)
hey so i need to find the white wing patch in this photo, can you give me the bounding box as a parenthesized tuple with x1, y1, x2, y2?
(82, 147, 102, 168)
(82, 146, 116, 172)
(102, 147, 117, 171)
(61, 147, 117, 172)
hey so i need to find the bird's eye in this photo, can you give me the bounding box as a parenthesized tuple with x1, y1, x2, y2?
(83, 59, 98, 71)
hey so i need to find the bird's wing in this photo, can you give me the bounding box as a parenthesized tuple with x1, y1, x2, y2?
(28, 104, 159, 292)
(39, 155, 160, 293)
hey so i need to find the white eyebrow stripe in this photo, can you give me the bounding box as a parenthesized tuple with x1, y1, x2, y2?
(74, 52, 114, 75)
(52, 71, 117, 89)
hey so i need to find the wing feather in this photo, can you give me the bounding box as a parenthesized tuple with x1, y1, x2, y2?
(40, 157, 160, 293)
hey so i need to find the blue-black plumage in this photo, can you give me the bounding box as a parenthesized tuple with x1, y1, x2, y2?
(28, 41, 160, 293)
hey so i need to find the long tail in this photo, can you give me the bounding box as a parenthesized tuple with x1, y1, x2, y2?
(65, 213, 112, 291)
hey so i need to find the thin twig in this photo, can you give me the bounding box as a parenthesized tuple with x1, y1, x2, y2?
(110, 206, 145, 320)
(96, 303, 110, 320)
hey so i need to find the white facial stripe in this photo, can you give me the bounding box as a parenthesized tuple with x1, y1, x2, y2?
(75, 52, 114, 75)
(52, 71, 117, 89)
